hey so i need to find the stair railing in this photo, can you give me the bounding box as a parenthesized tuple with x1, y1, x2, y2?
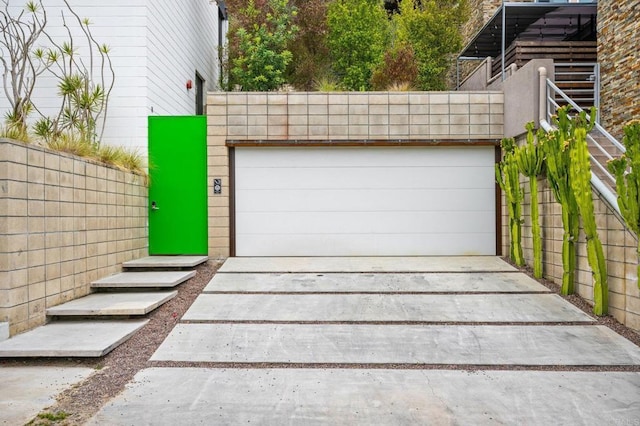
(538, 66, 624, 216)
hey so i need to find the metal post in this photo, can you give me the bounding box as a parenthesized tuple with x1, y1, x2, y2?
(538, 67, 547, 125)
(501, 2, 506, 81)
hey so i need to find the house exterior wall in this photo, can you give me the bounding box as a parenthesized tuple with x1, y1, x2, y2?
(598, 0, 640, 137)
(0, 0, 221, 153)
(207, 91, 505, 259)
(501, 177, 640, 332)
(0, 139, 148, 336)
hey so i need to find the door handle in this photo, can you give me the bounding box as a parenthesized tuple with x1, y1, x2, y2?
(151, 201, 160, 211)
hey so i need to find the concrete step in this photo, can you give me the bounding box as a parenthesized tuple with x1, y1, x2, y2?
(123, 256, 208, 269)
(91, 271, 196, 289)
(0, 320, 148, 357)
(46, 291, 177, 317)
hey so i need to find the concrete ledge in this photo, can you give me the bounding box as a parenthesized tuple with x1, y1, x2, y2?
(46, 292, 177, 316)
(123, 256, 208, 268)
(91, 271, 196, 288)
(0, 320, 149, 357)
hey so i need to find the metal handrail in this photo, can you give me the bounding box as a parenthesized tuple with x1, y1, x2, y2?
(538, 66, 624, 216)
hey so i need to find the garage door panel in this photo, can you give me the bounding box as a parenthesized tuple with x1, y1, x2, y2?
(235, 166, 494, 191)
(234, 147, 496, 256)
(235, 233, 495, 257)
(235, 146, 494, 168)
(236, 211, 495, 235)
(236, 188, 495, 213)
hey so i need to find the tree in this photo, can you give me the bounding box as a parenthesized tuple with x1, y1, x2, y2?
(287, 0, 330, 90)
(0, 0, 48, 131)
(326, 0, 390, 91)
(394, 0, 468, 90)
(34, 0, 114, 145)
(226, 0, 298, 91)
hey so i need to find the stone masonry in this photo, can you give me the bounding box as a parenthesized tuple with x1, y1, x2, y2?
(598, 0, 640, 137)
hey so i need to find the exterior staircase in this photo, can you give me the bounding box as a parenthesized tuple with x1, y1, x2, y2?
(0, 256, 207, 357)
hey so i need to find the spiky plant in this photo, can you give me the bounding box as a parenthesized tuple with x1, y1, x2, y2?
(608, 120, 640, 288)
(567, 107, 608, 315)
(496, 137, 525, 266)
(516, 122, 545, 278)
(540, 108, 580, 295)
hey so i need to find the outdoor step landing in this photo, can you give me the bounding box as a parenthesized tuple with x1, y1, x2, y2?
(91, 271, 196, 288)
(152, 324, 640, 366)
(46, 291, 177, 316)
(123, 256, 208, 269)
(0, 320, 148, 357)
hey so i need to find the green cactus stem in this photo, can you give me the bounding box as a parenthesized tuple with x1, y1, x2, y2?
(516, 122, 545, 278)
(568, 108, 608, 316)
(496, 137, 525, 266)
(541, 108, 579, 295)
(608, 120, 640, 288)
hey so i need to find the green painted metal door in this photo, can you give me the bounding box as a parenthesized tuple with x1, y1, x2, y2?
(148, 116, 208, 255)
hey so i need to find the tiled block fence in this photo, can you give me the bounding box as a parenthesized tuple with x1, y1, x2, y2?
(206, 91, 505, 257)
(0, 139, 148, 336)
(502, 178, 640, 331)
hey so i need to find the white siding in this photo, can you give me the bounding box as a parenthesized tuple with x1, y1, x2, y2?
(147, 0, 219, 118)
(235, 147, 497, 257)
(0, 0, 220, 153)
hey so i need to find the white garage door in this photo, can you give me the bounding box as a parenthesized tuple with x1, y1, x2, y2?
(234, 146, 496, 256)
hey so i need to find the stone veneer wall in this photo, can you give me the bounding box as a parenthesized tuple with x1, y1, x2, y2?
(502, 179, 640, 331)
(207, 91, 504, 258)
(598, 0, 640, 137)
(0, 140, 148, 335)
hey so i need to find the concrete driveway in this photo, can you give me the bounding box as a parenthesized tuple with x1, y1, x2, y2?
(90, 257, 640, 425)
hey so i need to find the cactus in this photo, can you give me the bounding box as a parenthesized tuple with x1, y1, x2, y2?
(608, 120, 640, 288)
(496, 137, 525, 266)
(567, 107, 608, 316)
(540, 108, 579, 295)
(516, 122, 545, 278)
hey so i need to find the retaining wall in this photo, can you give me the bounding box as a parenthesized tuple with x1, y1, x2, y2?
(0, 139, 148, 335)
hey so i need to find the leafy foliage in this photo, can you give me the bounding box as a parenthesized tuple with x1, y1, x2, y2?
(370, 42, 418, 91)
(326, 0, 389, 91)
(287, 0, 331, 90)
(226, 0, 298, 91)
(394, 0, 468, 90)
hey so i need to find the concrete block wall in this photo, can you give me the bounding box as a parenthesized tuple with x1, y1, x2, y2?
(0, 140, 148, 336)
(207, 91, 504, 258)
(501, 177, 640, 331)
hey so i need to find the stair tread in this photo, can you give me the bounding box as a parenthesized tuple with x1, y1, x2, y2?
(91, 271, 196, 288)
(46, 291, 177, 316)
(0, 320, 148, 357)
(123, 256, 208, 269)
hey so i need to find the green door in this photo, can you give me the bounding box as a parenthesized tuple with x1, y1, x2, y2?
(148, 116, 208, 255)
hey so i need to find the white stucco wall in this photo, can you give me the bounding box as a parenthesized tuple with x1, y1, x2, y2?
(0, 0, 222, 153)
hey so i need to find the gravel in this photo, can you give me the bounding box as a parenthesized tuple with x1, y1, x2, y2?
(2, 257, 639, 425)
